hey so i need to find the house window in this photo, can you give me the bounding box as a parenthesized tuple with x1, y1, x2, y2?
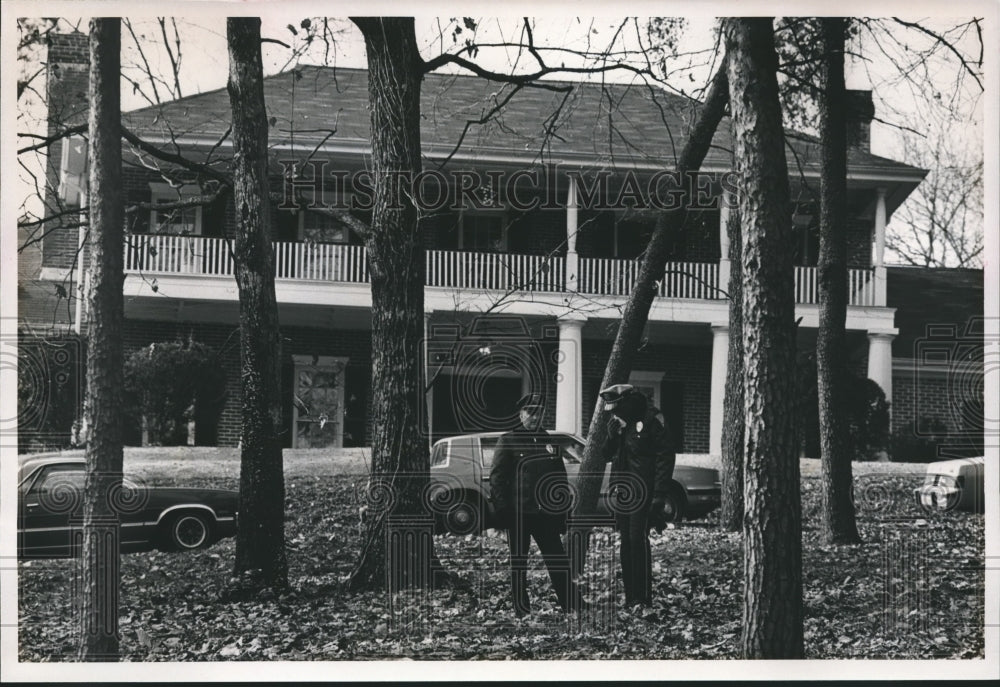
(459, 211, 507, 253)
(299, 210, 349, 244)
(149, 184, 202, 235)
(296, 194, 368, 244)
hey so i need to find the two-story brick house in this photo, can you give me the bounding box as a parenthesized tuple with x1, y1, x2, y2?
(24, 31, 934, 453)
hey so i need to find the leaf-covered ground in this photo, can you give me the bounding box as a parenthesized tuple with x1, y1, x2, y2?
(18, 465, 985, 661)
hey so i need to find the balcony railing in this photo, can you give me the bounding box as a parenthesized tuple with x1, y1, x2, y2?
(123, 234, 878, 306)
(794, 266, 876, 307)
(426, 250, 565, 292)
(578, 258, 721, 300)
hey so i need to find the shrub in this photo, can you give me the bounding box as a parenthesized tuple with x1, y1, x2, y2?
(123, 340, 226, 446)
(16, 332, 85, 453)
(890, 417, 949, 463)
(795, 353, 890, 461)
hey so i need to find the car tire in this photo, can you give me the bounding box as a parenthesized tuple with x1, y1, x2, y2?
(444, 496, 483, 535)
(662, 485, 687, 523)
(161, 511, 213, 551)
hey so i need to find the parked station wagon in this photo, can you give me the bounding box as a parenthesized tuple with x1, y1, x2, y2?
(428, 431, 721, 534)
(17, 455, 239, 559)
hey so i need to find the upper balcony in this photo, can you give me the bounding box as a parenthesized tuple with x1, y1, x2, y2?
(123, 233, 885, 318)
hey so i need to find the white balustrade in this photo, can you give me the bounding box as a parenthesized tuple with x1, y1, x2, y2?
(123, 235, 876, 306)
(425, 250, 565, 292)
(578, 258, 721, 300)
(794, 265, 875, 306)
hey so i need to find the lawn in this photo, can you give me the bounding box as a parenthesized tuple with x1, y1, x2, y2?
(17, 449, 985, 661)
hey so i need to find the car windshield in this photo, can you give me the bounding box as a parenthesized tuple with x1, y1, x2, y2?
(480, 437, 499, 468)
(35, 467, 86, 493)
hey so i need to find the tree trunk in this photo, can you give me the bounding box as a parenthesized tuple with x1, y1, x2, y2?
(817, 18, 862, 545)
(227, 17, 287, 589)
(78, 17, 123, 661)
(724, 17, 804, 659)
(720, 190, 744, 532)
(348, 18, 438, 592)
(569, 66, 729, 575)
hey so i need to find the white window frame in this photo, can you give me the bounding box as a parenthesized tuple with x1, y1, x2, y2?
(296, 193, 360, 244)
(149, 182, 203, 235)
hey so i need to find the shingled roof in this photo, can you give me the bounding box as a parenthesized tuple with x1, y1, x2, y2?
(123, 65, 926, 183)
(887, 266, 984, 359)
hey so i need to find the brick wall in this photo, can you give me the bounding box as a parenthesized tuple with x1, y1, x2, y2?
(892, 368, 962, 436)
(847, 218, 871, 268)
(581, 339, 711, 452)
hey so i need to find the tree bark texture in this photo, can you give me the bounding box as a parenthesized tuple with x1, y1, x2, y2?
(817, 17, 862, 545)
(227, 17, 287, 588)
(348, 18, 437, 592)
(720, 192, 744, 532)
(79, 17, 124, 662)
(569, 66, 730, 574)
(724, 17, 804, 659)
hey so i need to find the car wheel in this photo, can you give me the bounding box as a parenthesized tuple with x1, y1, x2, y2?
(162, 511, 213, 551)
(662, 485, 687, 523)
(444, 496, 483, 535)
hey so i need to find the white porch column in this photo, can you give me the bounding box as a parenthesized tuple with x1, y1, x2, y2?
(867, 331, 895, 406)
(718, 190, 732, 300)
(873, 187, 887, 306)
(424, 311, 434, 449)
(709, 324, 729, 456)
(566, 175, 579, 293)
(555, 314, 586, 435)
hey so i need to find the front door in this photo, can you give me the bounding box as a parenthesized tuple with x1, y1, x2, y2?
(292, 355, 348, 448)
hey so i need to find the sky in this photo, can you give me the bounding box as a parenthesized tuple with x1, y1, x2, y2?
(20, 10, 983, 160)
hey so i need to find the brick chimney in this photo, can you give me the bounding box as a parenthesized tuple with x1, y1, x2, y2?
(46, 31, 90, 135)
(845, 89, 875, 152)
(42, 31, 91, 272)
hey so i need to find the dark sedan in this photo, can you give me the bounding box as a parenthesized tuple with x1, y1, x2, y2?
(428, 431, 722, 534)
(17, 455, 238, 559)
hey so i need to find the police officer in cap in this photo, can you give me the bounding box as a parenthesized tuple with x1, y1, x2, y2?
(599, 383, 676, 607)
(490, 392, 585, 617)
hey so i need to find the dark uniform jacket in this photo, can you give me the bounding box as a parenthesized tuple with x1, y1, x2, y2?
(490, 427, 569, 525)
(602, 407, 676, 502)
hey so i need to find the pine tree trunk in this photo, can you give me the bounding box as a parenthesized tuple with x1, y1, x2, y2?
(348, 18, 437, 592)
(724, 17, 804, 659)
(720, 194, 744, 532)
(78, 17, 123, 661)
(569, 66, 729, 575)
(817, 17, 862, 545)
(227, 17, 287, 589)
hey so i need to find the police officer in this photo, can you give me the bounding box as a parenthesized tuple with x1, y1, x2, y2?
(599, 383, 676, 607)
(490, 392, 584, 617)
